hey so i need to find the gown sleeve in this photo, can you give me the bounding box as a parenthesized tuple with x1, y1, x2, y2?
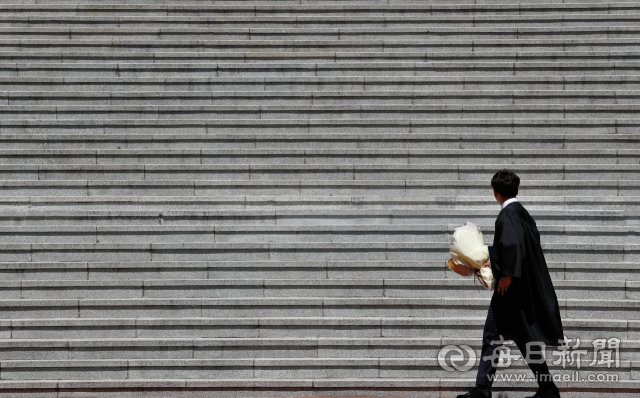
(495, 211, 525, 279)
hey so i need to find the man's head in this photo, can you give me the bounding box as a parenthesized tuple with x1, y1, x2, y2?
(491, 169, 520, 204)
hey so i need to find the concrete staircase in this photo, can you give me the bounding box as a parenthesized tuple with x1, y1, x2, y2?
(0, 0, 639, 397)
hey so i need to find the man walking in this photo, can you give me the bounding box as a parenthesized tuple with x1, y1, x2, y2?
(457, 170, 564, 398)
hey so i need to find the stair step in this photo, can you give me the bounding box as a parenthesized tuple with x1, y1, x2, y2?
(9, 38, 640, 52)
(0, 148, 638, 164)
(0, 378, 635, 398)
(0, 260, 635, 281)
(1, 193, 636, 202)
(7, 14, 640, 28)
(0, 278, 631, 300)
(1, 194, 636, 210)
(3, 316, 634, 339)
(0, 296, 635, 320)
(0, 357, 632, 381)
(0, 378, 637, 398)
(3, 3, 640, 16)
(4, 90, 640, 106)
(8, 51, 640, 63)
(4, 164, 640, 182)
(7, 61, 640, 78)
(5, 26, 640, 40)
(0, 208, 629, 227)
(6, 76, 640, 91)
(1, 134, 639, 151)
(6, 104, 640, 119)
(0, 223, 638, 244)
(0, 179, 638, 198)
(0, 241, 635, 262)
(0, 336, 636, 360)
(0, 118, 636, 136)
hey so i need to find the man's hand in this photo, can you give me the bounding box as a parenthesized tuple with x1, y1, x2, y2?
(498, 276, 512, 295)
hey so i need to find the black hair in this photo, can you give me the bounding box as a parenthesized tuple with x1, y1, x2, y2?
(491, 169, 520, 198)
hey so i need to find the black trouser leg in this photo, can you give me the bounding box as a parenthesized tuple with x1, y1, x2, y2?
(513, 340, 554, 388)
(475, 304, 555, 389)
(476, 304, 500, 388)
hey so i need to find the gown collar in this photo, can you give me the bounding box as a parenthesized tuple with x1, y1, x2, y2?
(501, 197, 519, 210)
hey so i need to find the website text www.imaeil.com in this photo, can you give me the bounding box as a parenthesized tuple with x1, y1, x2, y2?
(486, 371, 619, 383)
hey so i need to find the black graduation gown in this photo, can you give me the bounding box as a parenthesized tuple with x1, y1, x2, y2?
(488, 201, 565, 347)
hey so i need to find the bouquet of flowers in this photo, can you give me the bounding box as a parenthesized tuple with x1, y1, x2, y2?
(447, 222, 495, 291)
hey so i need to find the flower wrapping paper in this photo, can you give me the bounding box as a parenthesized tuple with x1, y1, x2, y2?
(448, 222, 495, 291)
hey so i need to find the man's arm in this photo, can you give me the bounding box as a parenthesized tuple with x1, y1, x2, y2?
(498, 276, 511, 295)
(487, 211, 525, 294)
(483, 261, 511, 295)
(494, 211, 525, 280)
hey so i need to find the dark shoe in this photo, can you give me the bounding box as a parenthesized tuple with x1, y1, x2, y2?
(457, 385, 492, 398)
(525, 382, 560, 398)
